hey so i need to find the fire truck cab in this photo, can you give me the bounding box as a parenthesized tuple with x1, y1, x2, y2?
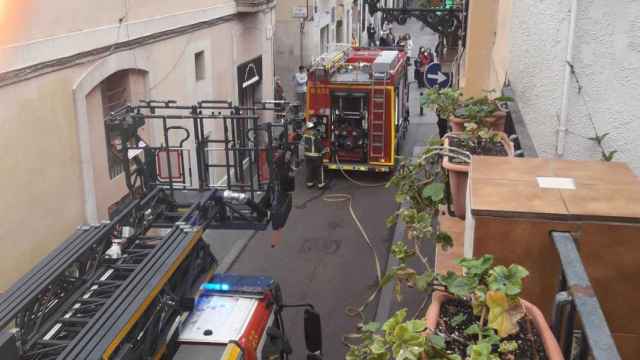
(306, 47, 409, 172)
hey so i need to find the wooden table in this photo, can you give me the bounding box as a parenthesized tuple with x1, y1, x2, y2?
(464, 156, 640, 359)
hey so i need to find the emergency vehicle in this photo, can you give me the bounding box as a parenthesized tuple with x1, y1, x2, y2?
(306, 46, 410, 172)
(175, 273, 321, 360)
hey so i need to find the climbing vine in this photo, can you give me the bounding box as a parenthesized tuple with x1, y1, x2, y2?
(566, 61, 618, 162)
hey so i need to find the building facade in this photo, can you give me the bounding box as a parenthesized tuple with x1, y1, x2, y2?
(274, 0, 364, 100)
(460, 0, 640, 174)
(0, 0, 276, 291)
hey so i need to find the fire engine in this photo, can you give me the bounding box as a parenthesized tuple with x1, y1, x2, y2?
(306, 46, 410, 172)
(0, 100, 321, 360)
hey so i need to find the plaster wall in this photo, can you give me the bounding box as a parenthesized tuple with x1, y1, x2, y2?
(0, 0, 238, 72)
(460, 0, 497, 97)
(0, 11, 275, 291)
(0, 67, 88, 292)
(0, 0, 232, 46)
(509, 0, 640, 173)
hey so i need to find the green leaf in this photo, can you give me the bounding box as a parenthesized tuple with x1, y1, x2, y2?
(467, 342, 499, 360)
(487, 264, 529, 297)
(464, 324, 481, 335)
(456, 255, 494, 277)
(493, 96, 513, 102)
(602, 150, 617, 161)
(415, 271, 434, 292)
(450, 313, 466, 327)
(435, 232, 453, 251)
(362, 321, 383, 333)
(499, 340, 519, 353)
(379, 269, 398, 288)
(422, 182, 445, 202)
(370, 335, 388, 354)
(447, 276, 477, 298)
(386, 214, 398, 227)
(428, 334, 446, 349)
(405, 319, 427, 333)
(383, 309, 407, 335)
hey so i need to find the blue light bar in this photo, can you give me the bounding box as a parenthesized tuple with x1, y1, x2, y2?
(200, 274, 274, 296)
(201, 283, 230, 291)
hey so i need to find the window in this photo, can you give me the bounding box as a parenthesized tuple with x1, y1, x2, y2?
(195, 51, 206, 81)
(320, 25, 329, 53)
(101, 71, 132, 179)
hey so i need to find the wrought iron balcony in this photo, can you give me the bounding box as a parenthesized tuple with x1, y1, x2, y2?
(236, 0, 276, 12)
(366, 0, 464, 34)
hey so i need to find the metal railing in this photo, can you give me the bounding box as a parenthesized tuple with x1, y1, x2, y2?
(550, 231, 621, 360)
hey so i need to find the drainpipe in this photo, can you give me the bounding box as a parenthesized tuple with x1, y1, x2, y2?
(300, 20, 305, 66)
(557, 0, 578, 156)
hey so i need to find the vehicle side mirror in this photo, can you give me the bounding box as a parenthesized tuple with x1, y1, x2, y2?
(304, 308, 322, 354)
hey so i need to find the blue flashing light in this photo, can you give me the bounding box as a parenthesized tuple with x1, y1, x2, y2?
(201, 282, 230, 292)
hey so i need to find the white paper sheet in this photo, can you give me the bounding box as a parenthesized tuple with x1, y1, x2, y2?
(536, 176, 576, 190)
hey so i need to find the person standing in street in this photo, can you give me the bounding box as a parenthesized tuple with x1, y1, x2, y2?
(366, 22, 377, 47)
(274, 76, 284, 111)
(416, 47, 426, 88)
(405, 34, 414, 62)
(302, 119, 327, 189)
(293, 66, 308, 110)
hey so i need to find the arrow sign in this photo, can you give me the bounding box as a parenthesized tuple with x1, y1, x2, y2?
(425, 62, 451, 89)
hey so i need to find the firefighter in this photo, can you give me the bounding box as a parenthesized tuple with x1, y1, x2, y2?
(303, 119, 327, 189)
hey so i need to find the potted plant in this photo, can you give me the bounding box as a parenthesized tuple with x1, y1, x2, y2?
(421, 88, 462, 138)
(442, 124, 514, 219)
(344, 254, 563, 360)
(423, 255, 563, 359)
(449, 94, 512, 133)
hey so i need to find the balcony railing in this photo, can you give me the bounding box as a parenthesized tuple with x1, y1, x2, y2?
(236, 0, 275, 12)
(550, 231, 621, 360)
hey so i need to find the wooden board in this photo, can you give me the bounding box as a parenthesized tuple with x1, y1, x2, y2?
(471, 216, 576, 318)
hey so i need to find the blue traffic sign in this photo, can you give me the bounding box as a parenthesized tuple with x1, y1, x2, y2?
(425, 63, 451, 88)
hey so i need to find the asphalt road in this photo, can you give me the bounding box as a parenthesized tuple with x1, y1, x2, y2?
(229, 19, 440, 359)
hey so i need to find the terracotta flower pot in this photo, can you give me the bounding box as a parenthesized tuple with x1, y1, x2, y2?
(423, 291, 563, 360)
(441, 132, 514, 220)
(449, 111, 507, 133)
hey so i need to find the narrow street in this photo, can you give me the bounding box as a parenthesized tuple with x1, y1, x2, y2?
(229, 19, 440, 359)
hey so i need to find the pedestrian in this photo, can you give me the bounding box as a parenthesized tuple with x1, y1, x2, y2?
(396, 33, 407, 49)
(379, 33, 387, 47)
(351, 34, 358, 47)
(416, 47, 426, 88)
(405, 34, 414, 61)
(293, 66, 308, 110)
(274, 76, 284, 111)
(366, 22, 377, 47)
(273, 76, 284, 111)
(382, 21, 391, 34)
(302, 118, 327, 189)
(425, 48, 435, 65)
(418, 48, 434, 88)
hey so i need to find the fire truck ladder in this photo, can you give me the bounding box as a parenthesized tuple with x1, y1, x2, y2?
(370, 85, 387, 159)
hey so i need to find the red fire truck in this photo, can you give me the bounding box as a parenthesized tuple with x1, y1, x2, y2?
(306, 46, 410, 172)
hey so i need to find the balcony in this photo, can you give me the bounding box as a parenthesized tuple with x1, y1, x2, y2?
(236, 0, 276, 13)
